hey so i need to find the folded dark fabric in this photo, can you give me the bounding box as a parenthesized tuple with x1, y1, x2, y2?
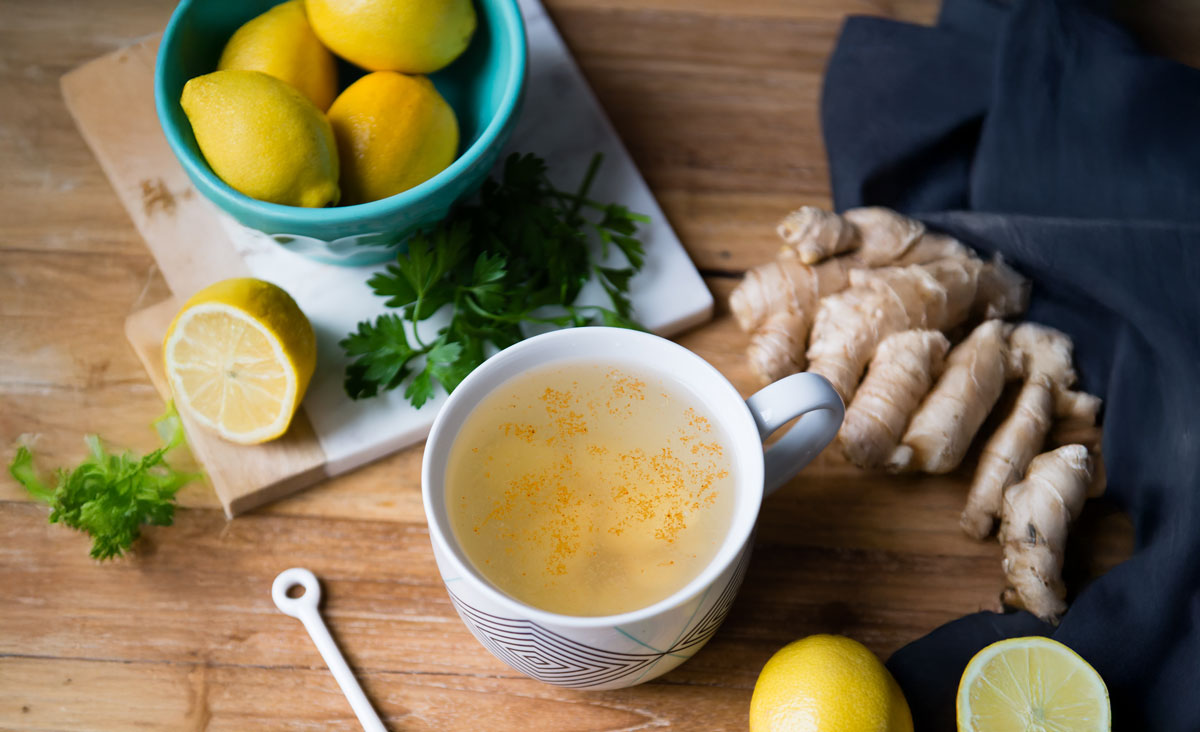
(824, 0, 1200, 221)
(821, 0, 1200, 729)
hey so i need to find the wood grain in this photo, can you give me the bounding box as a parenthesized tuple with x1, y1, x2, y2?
(2, 0, 1176, 728)
(60, 37, 249, 297)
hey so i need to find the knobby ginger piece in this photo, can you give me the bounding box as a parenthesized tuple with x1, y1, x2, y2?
(733, 207, 995, 388)
(922, 256, 984, 327)
(732, 212, 985, 336)
(729, 225, 958, 336)
(999, 444, 1093, 623)
(1051, 389, 1105, 495)
(1055, 390, 1103, 426)
(840, 330, 950, 469)
(897, 237, 1028, 321)
(974, 255, 1030, 320)
(807, 265, 952, 403)
(843, 207, 926, 266)
(962, 324, 1077, 539)
(748, 311, 808, 382)
(777, 206, 857, 264)
(895, 232, 971, 265)
(888, 320, 1014, 474)
(729, 256, 855, 334)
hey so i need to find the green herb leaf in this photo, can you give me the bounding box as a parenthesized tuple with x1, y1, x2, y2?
(8, 402, 201, 561)
(367, 265, 417, 309)
(342, 152, 650, 406)
(341, 314, 420, 398)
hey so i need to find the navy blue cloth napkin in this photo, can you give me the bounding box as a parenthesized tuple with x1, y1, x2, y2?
(821, 0, 1200, 728)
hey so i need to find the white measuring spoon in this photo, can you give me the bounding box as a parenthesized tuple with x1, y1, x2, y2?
(272, 568, 386, 732)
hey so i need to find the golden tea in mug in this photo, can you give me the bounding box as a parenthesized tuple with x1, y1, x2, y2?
(446, 361, 735, 616)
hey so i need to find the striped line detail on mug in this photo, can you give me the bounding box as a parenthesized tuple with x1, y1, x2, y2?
(446, 546, 753, 688)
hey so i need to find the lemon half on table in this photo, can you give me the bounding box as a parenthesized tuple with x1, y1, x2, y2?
(957, 636, 1110, 731)
(164, 278, 316, 445)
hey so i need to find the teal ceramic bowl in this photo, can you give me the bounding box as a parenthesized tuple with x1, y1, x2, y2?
(155, 0, 526, 266)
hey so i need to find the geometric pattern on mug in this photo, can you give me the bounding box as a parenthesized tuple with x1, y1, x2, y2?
(447, 547, 752, 688)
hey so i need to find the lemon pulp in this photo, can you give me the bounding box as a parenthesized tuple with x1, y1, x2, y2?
(164, 278, 315, 445)
(957, 636, 1110, 731)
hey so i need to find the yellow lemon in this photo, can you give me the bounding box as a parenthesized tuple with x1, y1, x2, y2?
(163, 278, 317, 445)
(749, 634, 913, 732)
(217, 0, 338, 111)
(306, 0, 476, 74)
(957, 636, 1110, 731)
(181, 70, 339, 208)
(327, 71, 458, 205)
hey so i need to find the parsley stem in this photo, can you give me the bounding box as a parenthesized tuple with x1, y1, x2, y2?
(548, 192, 652, 226)
(410, 301, 430, 350)
(568, 153, 604, 221)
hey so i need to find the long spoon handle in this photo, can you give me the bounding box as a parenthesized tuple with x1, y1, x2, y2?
(272, 568, 386, 732)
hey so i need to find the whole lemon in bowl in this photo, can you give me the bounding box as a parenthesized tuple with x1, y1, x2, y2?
(327, 71, 459, 205)
(181, 69, 339, 208)
(216, 0, 338, 110)
(749, 634, 913, 732)
(157, 0, 526, 265)
(307, 0, 477, 74)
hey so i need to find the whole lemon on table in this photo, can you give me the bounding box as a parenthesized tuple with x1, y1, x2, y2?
(306, 0, 477, 74)
(163, 278, 316, 446)
(327, 71, 459, 205)
(217, 0, 338, 111)
(750, 634, 913, 732)
(181, 70, 339, 208)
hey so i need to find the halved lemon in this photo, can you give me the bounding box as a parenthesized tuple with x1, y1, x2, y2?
(957, 636, 1110, 731)
(164, 278, 316, 445)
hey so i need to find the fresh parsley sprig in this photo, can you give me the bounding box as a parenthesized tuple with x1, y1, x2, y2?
(341, 152, 649, 407)
(8, 403, 201, 560)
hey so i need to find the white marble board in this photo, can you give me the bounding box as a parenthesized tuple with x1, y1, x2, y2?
(218, 0, 713, 476)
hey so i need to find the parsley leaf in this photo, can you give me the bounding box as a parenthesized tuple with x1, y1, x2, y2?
(341, 152, 650, 407)
(342, 314, 419, 398)
(8, 403, 202, 560)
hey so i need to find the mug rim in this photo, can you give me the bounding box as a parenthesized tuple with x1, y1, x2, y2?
(421, 327, 765, 629)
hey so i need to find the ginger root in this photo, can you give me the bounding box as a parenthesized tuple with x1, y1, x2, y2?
(807, 262, 979, 403)
(840, 330, 950, 469)
(843, 207, 926, 266)
(974, 255, 1030, 320)
(961, 324, 1077, 539)
(777, 206, 856, 264)
(747, 311, 808, 383)
(733, 207, 1103, 623)
(894, 232, 970, 266)
(732, 208, 1010, 385)
(888, 320, 1014, 474)
(999, 444, 1093, 623)
(1055, 390, 1103, 426)
(922, 256, 984, 327)
(731, 257, 857, 381)
(730, 255, 855, 334)
(731, 212, 951, 336)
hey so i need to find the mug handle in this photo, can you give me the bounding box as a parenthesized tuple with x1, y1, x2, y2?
(745, 372, 844, 497)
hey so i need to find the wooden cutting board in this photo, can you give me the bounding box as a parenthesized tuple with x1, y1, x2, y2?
(61, 0, 714, 517)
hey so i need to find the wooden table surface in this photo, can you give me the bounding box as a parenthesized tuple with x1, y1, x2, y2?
(10, 0, 1190, 729)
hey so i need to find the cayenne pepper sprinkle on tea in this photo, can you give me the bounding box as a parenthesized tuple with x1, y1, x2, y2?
(446, 362, 735, 616)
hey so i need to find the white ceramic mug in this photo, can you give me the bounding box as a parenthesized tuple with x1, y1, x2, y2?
(421, 327, 843, 690)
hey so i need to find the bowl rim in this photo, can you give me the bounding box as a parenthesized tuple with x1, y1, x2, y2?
(154, 0, 528, 224)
